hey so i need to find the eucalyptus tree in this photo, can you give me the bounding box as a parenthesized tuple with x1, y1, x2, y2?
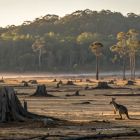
(32, 37, 46, 69)
(110, 32, 127, 80)
(127, 29, 140, 80)
(90, 42, 103, 80)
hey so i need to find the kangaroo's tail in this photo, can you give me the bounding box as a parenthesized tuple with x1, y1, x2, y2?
(126, 111, 130, 119)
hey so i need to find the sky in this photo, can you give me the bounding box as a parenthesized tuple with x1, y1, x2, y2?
(0, 0, 140, 27)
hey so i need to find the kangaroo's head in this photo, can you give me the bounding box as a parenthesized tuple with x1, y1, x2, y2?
(110, 98, 116, 104)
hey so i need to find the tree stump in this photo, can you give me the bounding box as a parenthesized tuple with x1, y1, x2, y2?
(0, 77, 4, 83)
(85, 85, 89, 90)
(32, 85, 54, 97)
(95, 82, 112, 89)
(56, 83, 60, 88)
(66, 80, 75, 85)
(86, 79, 92, 83)
(58, 80, 63, 85)
(28, 80, 38, 84)
(66, 90, 85, 96)
(53, 79, 57, 82)
(74, 90, 80, 96)
(126, 80, 135, 85)
(108, 80, 114, 84)
(0, 86, 30, 122)
(22, 81, 29, 87)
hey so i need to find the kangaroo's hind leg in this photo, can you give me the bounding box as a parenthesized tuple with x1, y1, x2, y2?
(115, 111, 123, 120)
(119, 111, 123, 119)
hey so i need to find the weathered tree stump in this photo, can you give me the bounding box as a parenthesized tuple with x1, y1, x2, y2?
(0, 86, 36, 122)
(28, 80, 38, 84)
(126, 80, 135, 85)
(24, 82, 29, 87)
(74, 90, 80, 96)
(108, 80, 114, 84)
(58, 80, 63, 85)
(56, 83, 60, 88)
(66, 90, 85, 97)
(21, 81, 29, 87)
(86, 79, 92, 83)
(0, 77, 4, 83)
(95, 82, 112, 89)
(23, 100, 28, 112)
(66, 80, 75, 85)
(32, 85, 54, 97)
(85, 85, 89, 90)
(53, 79, 57, 82)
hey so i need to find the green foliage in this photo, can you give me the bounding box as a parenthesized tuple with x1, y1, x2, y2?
(0, 9, 140, 72)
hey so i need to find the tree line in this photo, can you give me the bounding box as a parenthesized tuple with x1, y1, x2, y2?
(0, 9, 140, 73)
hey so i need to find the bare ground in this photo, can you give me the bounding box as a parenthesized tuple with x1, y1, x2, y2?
(0, 76, 140, 139)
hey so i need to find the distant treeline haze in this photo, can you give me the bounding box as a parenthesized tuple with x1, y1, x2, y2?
(0, 9, 140, 72)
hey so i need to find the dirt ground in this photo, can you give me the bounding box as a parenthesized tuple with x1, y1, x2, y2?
(0, 75, 140, 139)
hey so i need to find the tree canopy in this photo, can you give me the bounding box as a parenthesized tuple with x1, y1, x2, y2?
(0, 9, 140, 72)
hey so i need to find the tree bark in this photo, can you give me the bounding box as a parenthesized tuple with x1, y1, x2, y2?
(123, 55, 126, 80)
(0, 87, 32, 122)
(130, 54, 133, 80)
(96, 56, 99, 80)
(38, 48, 42, 70)
(133, 53, 136, 80)
(32, 85, 54, 97)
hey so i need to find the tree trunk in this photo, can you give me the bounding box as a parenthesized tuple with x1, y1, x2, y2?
(123, 56, 126, 80)
(131, 53, 135, 80)
(95, 81, 112, 89)
(0, 86, 34, 122)
(130, 54, 133, 80)
(38, 49, 42, 70)
(133, 53, 136, 80)
(32, 85, 54, 97)
(96, 56, 99, 80)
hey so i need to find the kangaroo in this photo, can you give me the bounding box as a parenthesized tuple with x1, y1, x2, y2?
(110, 98, 130, 119)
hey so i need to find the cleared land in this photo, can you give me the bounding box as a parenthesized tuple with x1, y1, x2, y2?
(0, 75, 140, 140)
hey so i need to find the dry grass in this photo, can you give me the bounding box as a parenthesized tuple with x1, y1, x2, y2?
(0, 76, 140, 139)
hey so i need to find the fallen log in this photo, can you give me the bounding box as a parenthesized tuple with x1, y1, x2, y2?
(65, 131, 140, 140)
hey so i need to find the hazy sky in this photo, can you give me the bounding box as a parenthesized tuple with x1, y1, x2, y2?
(0, 0, 140, 27)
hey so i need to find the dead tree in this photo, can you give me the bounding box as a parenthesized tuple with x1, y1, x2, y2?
(95, 82, 112, 89)
(66, 80, 75, 85)
(52, 79, 57, 82)
(58, 80, 63, 85)
(21, 81, 29, 87)
(66, 90, 85, 97)
(126, 80, 135, 85)
(28, 80, 38, 84)
(32, 85, 54, 97)
(0, 86, 41, 122)
(0, 77, 4, 83)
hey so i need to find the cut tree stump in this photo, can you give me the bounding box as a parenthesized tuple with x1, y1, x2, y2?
(52, 79, 57, 82)
(32, 85, 54, 97)
(108, 80, 115, 84)
(94, 82, 113, 89)
(21, 81, 29, 87)
(66, 80, 75, 85)
(56, 83, 60, 88)
(66, 90, 85, 97)
(0, 86, 47, 122)
(58, 80, 63, 85)
(126, 80, 135, 85)
(28, 80, 38, 84)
